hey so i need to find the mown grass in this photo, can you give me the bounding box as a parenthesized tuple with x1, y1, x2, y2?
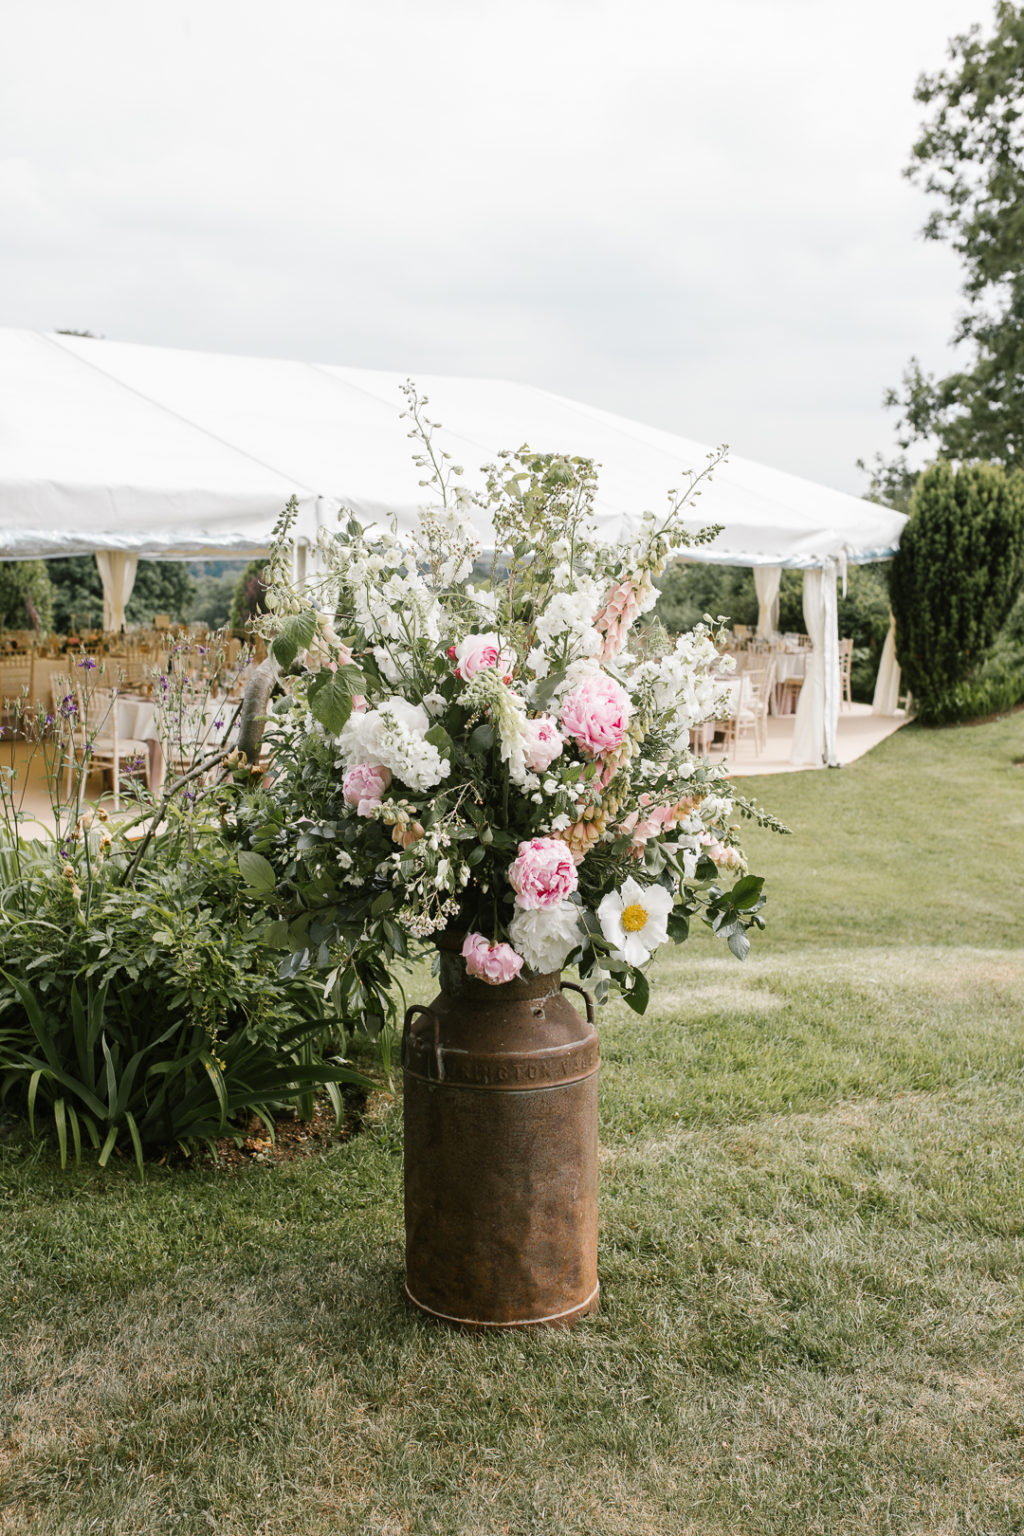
(2, 715, 1023, 1535)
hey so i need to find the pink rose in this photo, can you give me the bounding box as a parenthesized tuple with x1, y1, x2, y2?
(507, 837, 579, 910)
(342, 762, 391, 817)
(462, 932, 525, 985)
(522, 714, 564, 773)
(559, 673, 632, 756)
(454, 632, 515, 681)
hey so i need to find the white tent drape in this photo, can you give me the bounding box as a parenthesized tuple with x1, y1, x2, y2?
(871, 613, 902, 715)
(753, 565, 782, 638)
(790, 564, 839, 767)
(94, 551, 138, 632)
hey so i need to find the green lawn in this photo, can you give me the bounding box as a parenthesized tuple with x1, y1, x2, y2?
(2, 716, 1024, 1535)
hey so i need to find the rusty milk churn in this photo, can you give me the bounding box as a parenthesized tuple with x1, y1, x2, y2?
(402, 934, 600, 1329)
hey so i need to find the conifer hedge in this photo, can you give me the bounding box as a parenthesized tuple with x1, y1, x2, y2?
(890, 461, 1024, 722)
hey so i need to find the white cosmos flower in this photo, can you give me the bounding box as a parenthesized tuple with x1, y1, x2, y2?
(597, 878, 674, 966)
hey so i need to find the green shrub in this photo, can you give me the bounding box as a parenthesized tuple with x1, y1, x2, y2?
(890, 461, 1024, 720)
(229, 559, 270, 631)
(0, 655, 370, 1170)
(0, 828, 368, 1170)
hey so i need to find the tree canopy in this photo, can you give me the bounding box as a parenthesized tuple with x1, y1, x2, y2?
(0, 561, 54, 633)
(46, 558, 195, 632)
(880, 2, 1024, 483)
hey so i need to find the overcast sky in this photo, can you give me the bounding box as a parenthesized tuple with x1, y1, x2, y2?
(1, 0, 997, 494)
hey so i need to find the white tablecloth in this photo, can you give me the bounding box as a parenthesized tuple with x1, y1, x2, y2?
(772, 651, 807, 713)
(111, 697, 235, 790)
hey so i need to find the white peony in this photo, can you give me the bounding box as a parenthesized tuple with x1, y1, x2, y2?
(597, 878, 674, 966)
(508, 901, 584, 974)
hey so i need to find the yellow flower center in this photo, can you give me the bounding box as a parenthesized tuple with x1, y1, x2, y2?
(621, 902, 649, 933)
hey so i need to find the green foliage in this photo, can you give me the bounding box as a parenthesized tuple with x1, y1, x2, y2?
(229, 559, 269, 631)
(46, 557, 196, 631)
(0, 560, 55, 633)
(0, 829, 368, 1169)
(889, 460, 1024, 720)
(0, 666, 370, 1169)
(46, 556, 102, 630)
(126, 562, 196, 625)
(654, 562, 756, 634)
(882, 2, 1024, 472)
(188, 568, 241, 629)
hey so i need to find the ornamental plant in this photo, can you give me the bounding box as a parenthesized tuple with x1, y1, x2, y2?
(245, 386, 785, 1020)
(890, 460, 1024, 722)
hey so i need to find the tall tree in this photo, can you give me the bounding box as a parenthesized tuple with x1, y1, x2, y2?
(0, 561, 55, 633)
(881, 3, 1024, 477)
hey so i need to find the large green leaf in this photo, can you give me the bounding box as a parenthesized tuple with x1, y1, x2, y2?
(237, 851, 276, 895)
(306, 664, 364, 736)
(271, 608, 318, 670)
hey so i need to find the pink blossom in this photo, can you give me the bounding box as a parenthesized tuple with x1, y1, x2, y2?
(392, 820, 426, 849)
(454, 632, 514, 681)
(461, 932, 525, 985)
(507, 837, 579, 910)
(342, 762, 391, 817)
(704, 838, 743, 871)
(522, 714, 564, 773)
(559, 673, 632, 756)
(593, 572, 655, 661)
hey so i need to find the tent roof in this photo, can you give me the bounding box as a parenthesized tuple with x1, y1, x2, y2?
(0, 328, 905, 567)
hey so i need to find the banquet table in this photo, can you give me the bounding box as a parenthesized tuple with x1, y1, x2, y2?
(772, 651, 807, 714)
(690, 676, 742, 753)
(116, 697, 237, 790)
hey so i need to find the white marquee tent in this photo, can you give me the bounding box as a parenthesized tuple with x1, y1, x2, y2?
(0, 328, 906, 767)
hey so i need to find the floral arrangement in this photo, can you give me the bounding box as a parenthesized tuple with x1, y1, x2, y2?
(246, 386, 782, 1022)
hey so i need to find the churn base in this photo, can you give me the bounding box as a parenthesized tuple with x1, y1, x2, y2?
(404, 1280, 599, 1331)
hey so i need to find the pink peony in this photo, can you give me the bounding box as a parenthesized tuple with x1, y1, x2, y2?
(559, 673, 632, 756)
(507, 837, 579, 910)
(522, 714, 564, 773)
(454, 632, 514, 681)
(462, 931, 525, 985)
(342, 762, 391, 817)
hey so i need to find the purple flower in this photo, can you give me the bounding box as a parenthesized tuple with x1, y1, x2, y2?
(44, 713, 54, 727)
(77, 658, 97, 671)
(213, 718, 224, 730)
